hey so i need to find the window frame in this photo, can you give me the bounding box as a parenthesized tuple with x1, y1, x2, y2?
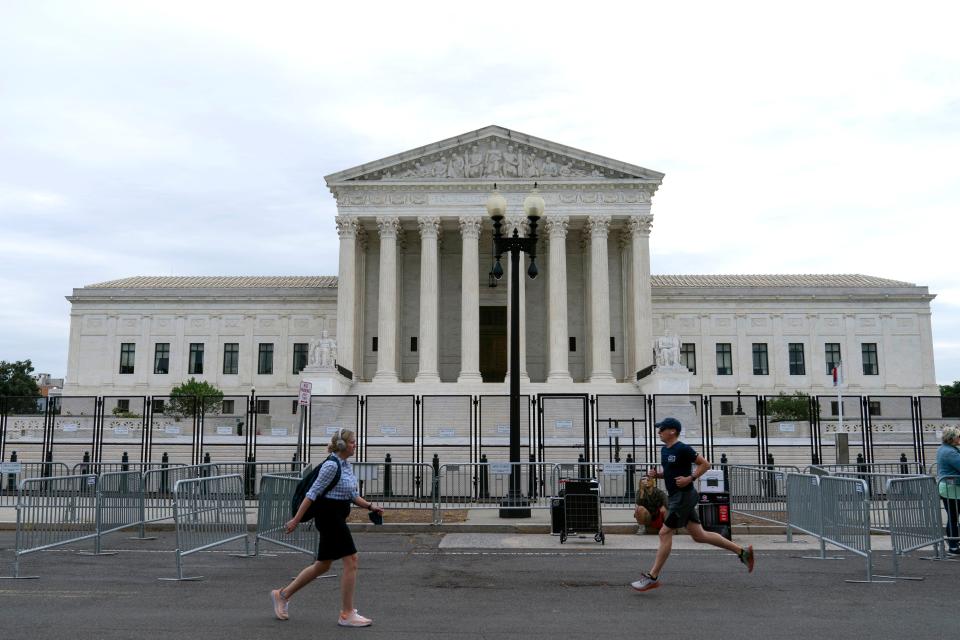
(824, 342, 841, 375)
(223, 343, 239, 375)
(188, 343, 205, 375)
(292, 343, 308, 374)
(788, 343, 805, 376)
(861, 343, 879, 376)
(680, 343, 696, 375)
(119, 343, 136, 374)
(257, 343, 274, 375)
(716, 343, 733, 376)
(154, 343, 170, 375)
(752, 343, 769, 376)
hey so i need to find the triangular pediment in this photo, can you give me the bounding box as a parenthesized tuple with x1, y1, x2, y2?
(325, 125, 664, 184)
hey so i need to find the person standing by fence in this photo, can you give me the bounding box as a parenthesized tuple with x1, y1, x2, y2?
(632, 417, 754, 592)
(270, 428, 385, 626)
(936, 426, 960, 556)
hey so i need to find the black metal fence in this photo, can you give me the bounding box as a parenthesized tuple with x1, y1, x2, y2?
(1, 393, 956, 470)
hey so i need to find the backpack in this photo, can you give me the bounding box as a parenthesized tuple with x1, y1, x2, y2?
(290, 454, 342, 521)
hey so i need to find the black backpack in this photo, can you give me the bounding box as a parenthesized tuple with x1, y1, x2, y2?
(290, 454, 342, 521)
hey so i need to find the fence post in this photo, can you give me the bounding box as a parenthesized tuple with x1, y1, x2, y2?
(161, 452, 169, 493)
(479, 454, 489, 499)
(383, 453, 393, 497)
(6, 451, 16, 492)
(578, 453, 588, 480)
(431, 454, 440, 502)
(245, 454, 256, 498)
(528, 453, 536, 499)
(625, 454, 636, 501)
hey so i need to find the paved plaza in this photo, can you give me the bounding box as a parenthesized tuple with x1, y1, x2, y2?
(1, 530, 955, 639)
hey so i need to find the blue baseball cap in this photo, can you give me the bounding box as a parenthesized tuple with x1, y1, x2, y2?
(655, 417, 682, 433)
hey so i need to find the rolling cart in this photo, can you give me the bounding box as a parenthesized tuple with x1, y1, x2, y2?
(559, 479, 605, 544)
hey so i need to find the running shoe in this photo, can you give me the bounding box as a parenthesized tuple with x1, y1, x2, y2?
(270, 589, 289, 621)
(739, 545, 755, 573)
(630, 572, 660, 592)
(338, 610, 373, 627)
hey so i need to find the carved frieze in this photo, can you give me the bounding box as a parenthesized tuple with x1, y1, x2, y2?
(334, 186, 656, 208)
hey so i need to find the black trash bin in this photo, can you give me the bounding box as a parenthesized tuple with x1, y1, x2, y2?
(695, 470, 731, 541)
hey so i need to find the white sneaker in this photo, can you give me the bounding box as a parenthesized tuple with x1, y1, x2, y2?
(630, 572, 660, 592)
(270, 589, 289, 620)
(338, 610, 373, 627)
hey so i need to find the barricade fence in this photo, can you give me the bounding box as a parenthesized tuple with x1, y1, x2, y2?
(71, 461, 188, 476)
(436, 462, 560, 517)
(1, 462, 71, 506)
(162, 474, 251, 581)
(354, 462, 436, 512)
(785, 473, 832, 559)
(818, 476, 888, 583)
(886, 476, 944, 577)
(255, 474, 318, 556)
(938, 474, 959, 552)
(204, 461, 307, 499)
(1, 473, 98, 579)
(93, 471, 144, 554)
(728, 465, 800, 526)
(140, 464, 219, 536)
(831, 471, 923, 533)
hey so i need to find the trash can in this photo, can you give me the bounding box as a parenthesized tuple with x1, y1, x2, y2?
(696, 470, 731, 541)
(550, 496, 565, 536)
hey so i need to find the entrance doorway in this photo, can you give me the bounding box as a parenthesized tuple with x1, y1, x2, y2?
(479, 306, 507, 382)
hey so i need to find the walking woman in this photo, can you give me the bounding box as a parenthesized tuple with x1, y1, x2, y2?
(270, 428, 385, 626)
(936, 425, 960, 556)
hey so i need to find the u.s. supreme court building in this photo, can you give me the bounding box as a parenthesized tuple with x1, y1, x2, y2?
(49, 126, 946, 469)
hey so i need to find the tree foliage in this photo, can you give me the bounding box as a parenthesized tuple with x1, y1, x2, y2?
(0, 360, 42, 413)
(941, 381, 960, 397)
(166, 378, 223, 417)
(765, 391, 811, 421)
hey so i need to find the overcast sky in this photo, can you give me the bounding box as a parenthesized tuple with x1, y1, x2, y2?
(1, 1, 958, 384)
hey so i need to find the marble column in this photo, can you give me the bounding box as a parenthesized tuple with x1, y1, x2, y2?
(335, 216, 359, 377)
(505, 215, 529, 383)
(545, 215, 572, 383)
(373, 216, 400, 383)
(628, 215, 654, 375)
(457, 216, 483, 382)
(416, 217, 441, 383)
(588, 215, 615, 383)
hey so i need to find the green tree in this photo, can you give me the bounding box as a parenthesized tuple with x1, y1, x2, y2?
(940, 381, 960, 397)
(765, 391, 811, 422)
(166, 378, 223, 418)
(0, 360, 42, 413)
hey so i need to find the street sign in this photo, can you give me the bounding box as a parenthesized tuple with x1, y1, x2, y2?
(298, 380, 313, 406)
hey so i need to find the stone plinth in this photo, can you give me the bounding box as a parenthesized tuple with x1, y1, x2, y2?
(301, 367, 354, 395)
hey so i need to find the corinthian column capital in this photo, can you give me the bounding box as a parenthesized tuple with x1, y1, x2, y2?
(544, 215, 569, 238)
(505, 215, 529, 236)
(335, 215, 359, 239)
(417, 216, 441, 239)
(628, 214, 654, 236)
(458, 216, 483, 240)
(376, 216, 401, 239)
(587, 214, 612, 239)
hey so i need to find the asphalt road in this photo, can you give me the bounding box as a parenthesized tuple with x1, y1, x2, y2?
(1, 531, 955, 639)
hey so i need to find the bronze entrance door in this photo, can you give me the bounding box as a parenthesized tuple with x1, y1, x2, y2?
(479, 306, 507, 382)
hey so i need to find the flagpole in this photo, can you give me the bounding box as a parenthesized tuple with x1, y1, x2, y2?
(836, 361, 843, 436)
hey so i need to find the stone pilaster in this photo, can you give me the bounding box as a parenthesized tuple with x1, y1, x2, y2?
(335, 215, 359, 378)
(457, 216, 483, 382)
(628, 215, 654, 376)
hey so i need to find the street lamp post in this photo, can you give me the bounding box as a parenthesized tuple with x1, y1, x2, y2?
(487, 184, 543, 518)
(735, 387, 745, 415)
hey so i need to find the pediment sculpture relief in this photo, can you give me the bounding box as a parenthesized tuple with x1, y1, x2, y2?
(355, 139, 634, 181)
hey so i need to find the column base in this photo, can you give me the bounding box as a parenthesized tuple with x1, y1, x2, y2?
(456, 372, 483, 383)
(372, 372, 399, 384)
(546, 372, 573, 384)
(414, 373, 441, 384)
(588, 372, 617, 384)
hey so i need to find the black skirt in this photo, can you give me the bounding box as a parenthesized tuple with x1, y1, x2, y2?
(314, 498, 357, 561)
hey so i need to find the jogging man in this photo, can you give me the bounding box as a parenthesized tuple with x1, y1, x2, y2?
(632, 417, 754, 591)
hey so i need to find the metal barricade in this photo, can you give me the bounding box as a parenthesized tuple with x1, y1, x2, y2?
(820, 476, 891, 583)
(353, 461, 436, 514)
(936, 474, 959, 553)
(886, 476, 944, 578)
(205, 461, 307, 499)
(71, 461, 187, 476)
(811, 462, 927, 476)
(140, 463, 219, 537)
(0, 474, 98, 579)
(91, 471, 145, 554)
(552, 461, 658, 508)
(436, 462, 559, 520)
(728, 465, 800, 526)
(254, 474, 318, 556)
(1, 462, 71, 506)
(833, 471, 922, 533)
(161, 474, 251, 581)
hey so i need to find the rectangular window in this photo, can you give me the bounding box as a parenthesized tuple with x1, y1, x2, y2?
(154, 343, 170, 375)
(188, 343, 204, 375)
(716, 343, 733, 375)
(119, 343, 135, 374)
(569, 337, 576, 352)
(292, 343, 308, 374)
(825, 343, 841, 375)
(720, 400, 734, 416)
(223, 343, 239, 375)
(256, 399, 270, 414)
(411, 337, 418, 352)
(222, 399, 235, 414)
(788, 343, 805, 375)
(830, 401, 839, 416)
(372, 337, 378, 352)
(151, 399, 165, 414)
(861, 343, 879, 376)
(291, 399, 299, 415)
(680, 343, 696, 374)
(116, 399, 130, 412)
(610, 336, 616, 352)
(258, 343, 274, 375)
(868, 400, 881, 416)
(752, 343, 769, 375)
